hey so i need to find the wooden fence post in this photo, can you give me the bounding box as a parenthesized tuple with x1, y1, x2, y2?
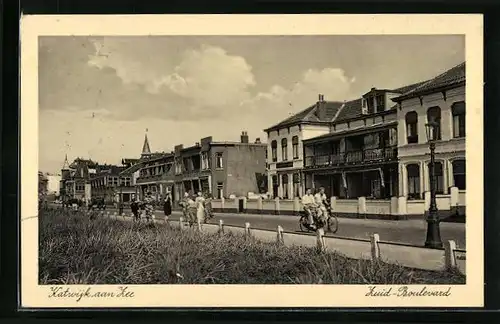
(370, 233, 381, 261)
(444, 240, 457, 270)
(316, 228, 325, 252)
(219, 219, 225, 235)
(245, 222, 251, 238)
(276, 225, 284, 244)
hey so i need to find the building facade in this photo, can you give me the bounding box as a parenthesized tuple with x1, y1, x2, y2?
(263, 95, 345, 199)
(89, 164, 134, 204)
(172, 132, 267, 203)
(135, 153, 176, 201)
(392, 62, 466, 200)
(302, 85, 426, 199)
(59, 156, 97, 201)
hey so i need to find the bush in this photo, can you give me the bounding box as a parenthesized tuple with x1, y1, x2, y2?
(39, 208, 466, 285)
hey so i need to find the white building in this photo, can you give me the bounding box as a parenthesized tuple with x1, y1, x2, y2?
(263, 95, 345, 199)
(392, 62, 466, 203)
(46, 174, 61, 195)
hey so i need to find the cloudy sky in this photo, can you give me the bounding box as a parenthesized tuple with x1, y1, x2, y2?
(39, 35, 464, 173)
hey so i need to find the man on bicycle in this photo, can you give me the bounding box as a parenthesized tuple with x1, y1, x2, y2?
(301, 188, 316, 226)
(314, 187, 328, 224)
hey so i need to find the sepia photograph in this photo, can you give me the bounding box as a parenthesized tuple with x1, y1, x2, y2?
(21, 14, 483, 308)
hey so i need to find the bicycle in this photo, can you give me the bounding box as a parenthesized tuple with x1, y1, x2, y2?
(298, 205, 339, 234)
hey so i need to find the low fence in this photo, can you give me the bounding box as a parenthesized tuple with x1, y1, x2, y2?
(207, 186, 465, 221)
(101, 210, 466, 275)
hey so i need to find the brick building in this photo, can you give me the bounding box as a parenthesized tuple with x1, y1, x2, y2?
(171, 132, 267, 204)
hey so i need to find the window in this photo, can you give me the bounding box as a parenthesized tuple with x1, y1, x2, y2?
(175, 158, 182, 174)
(366, 96, 375, 114)
(452, 101, 466, 138)
(217, 182, 224, 199)
(427, 106, 442, 141)
(201, 152, 209, 169)
(293, 173, 300, 197)
(428, 161, 444, 194)
(375, 94, 385, 112)
(388, 128, 398, 146)
(216, 152, 223, 169)
(291, 136, 300, 160)
(405, 111, 418, 144)
(452, 159, 466, 190)
(281, 138, 288, 161)
(407, 164, 421, 199)
(271, 140, 277, 162)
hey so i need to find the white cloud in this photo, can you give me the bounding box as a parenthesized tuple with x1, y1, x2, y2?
(41, 40, 356, 173)
(242, 68, 356, 127)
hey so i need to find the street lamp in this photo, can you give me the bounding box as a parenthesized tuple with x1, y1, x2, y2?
(424, 121, 443, 249)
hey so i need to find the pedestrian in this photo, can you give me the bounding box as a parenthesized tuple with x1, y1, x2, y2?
(130, 198, 139, 222)
(144, 191, 155, 222)
(163, 194, 172, 221)
(195, 192, 205, 225)
(118, 200, 124, 216)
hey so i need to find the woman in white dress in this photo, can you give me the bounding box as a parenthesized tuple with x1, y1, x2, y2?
(195, 192, 205, 225)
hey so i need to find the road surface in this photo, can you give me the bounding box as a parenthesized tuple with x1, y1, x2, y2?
(98, 207, 466, 248)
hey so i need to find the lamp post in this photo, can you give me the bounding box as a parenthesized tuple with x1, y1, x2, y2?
(424, 121, 443, 249)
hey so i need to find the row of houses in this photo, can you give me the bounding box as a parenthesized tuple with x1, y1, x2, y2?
(265, 62, 466, 204)
(59, 132, 268, 205)
(58, 61, 466, 216)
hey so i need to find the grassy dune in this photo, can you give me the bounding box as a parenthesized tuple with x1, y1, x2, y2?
(39, 208, 465, 285)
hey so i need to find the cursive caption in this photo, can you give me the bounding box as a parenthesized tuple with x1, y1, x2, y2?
(49, 286, 135, 302)
(365, 285, 452, 297)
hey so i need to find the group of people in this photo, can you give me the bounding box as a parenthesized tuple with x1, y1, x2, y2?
(129, 192, 173, 222)
(179, 191, 214, 225)
(301, 187, 329, 227)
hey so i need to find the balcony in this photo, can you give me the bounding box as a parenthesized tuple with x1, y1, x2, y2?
(304, 146, 397, 168)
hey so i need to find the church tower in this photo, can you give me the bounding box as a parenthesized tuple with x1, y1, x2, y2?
(141, 131, 152, 159)
(61, 154, 71, 180)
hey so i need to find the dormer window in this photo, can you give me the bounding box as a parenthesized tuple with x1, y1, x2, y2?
(367, 97, 375, 114)
(375, 94, 385, 112)
(361, 99, 368, 114)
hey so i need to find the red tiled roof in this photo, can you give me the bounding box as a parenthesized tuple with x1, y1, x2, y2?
(392, 62, 465, 101)
(263, 101, 344, 132)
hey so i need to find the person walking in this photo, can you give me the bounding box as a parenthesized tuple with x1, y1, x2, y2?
(130, 198, 140, 222)
(195, 192, 205, 226)
(163, 194, 172, 222)
(144, 192, 155, 222)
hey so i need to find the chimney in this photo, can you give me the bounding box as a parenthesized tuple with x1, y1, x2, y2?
(240, 131, 249, 144)
(317, 93, 327, 121)
(254, 137, 261, 144)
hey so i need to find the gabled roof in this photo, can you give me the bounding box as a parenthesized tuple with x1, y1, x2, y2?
(120, 162, 144, 176)
(333, 81, 429, 123)
(392, 62, 465, 102)
(263, 101, 345, 132)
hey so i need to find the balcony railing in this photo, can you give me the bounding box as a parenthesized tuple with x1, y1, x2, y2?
(304, 146, 397, 168)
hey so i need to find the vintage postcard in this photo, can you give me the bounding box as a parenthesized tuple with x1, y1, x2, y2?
(21, 14, 483, 308)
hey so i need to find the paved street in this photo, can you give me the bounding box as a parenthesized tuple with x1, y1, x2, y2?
(99, 207, 466, 248)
